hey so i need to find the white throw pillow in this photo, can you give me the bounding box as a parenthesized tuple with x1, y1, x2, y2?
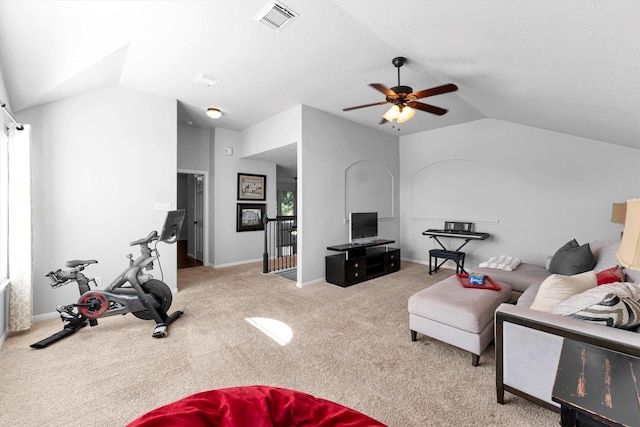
(552, 282, 640, 315)
(590, 241, 620, 272)
(530, 270, 597, 312)
(478, 255, 521, 271)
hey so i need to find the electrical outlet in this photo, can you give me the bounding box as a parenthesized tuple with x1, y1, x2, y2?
(94, 276, 102, 287)
(155, 202, 171, 211)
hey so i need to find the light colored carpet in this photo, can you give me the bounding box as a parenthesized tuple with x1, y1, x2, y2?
(0, 261, 558, 426)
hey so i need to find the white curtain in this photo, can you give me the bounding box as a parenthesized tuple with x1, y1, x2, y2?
(8, 123, 32, 332)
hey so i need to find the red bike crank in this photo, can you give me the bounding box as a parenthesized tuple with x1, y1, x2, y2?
(77, 292, 109, 319)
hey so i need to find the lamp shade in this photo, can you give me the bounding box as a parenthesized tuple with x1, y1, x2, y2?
(611, 203, 626, 224)
(617, 198, 640, 269)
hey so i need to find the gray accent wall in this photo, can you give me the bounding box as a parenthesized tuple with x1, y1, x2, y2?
(17, 87, 177, 318)
(299, 106, 400, 285)
(400, 118, 640, 268)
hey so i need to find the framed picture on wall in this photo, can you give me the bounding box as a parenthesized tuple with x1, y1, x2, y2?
(237, 203, 266, 232)
(237, 173, 266, 201)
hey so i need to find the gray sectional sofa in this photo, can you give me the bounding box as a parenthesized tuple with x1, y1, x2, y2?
(477, 241, 640, 410)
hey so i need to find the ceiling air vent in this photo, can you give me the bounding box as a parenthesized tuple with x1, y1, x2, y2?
(253, 1, 298, 32)
(192, 73, 221, 88)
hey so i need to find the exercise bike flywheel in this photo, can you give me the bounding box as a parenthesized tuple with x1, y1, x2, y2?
(77, 291, 109, 319)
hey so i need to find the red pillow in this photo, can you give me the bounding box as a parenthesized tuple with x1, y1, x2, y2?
(596, 266, 625, 285)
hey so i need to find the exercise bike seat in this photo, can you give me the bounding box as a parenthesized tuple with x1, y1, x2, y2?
(65, 259, 98, 268)
(130, 231, 158, 246)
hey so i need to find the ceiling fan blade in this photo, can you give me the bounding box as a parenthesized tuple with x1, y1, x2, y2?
(407, 101, 448, 116)
(369, 83, 397, 97)
(412, 83, 458, 100)
(342, 100, 389, 111)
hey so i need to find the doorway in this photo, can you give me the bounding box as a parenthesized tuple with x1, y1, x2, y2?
(177, 170, 208, 269)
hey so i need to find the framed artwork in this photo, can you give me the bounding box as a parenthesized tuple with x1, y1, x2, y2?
(238, 173, 266, 201)
(237, 203, 266, 232)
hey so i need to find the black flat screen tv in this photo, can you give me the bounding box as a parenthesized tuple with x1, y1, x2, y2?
(349, 212, 378, 244)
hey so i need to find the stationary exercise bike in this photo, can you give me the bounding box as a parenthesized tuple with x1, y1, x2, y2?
(31, 210, 186, 349)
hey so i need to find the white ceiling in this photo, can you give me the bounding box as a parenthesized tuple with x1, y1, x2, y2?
(0, 0, 638, 154)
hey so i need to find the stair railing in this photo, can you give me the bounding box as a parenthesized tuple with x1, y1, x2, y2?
(262, 215, 297, 273)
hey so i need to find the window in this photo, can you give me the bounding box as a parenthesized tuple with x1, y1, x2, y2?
(279, 190, 295, 216)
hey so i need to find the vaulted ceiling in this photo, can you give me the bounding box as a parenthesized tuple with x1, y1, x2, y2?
(0, 1, 637, 149)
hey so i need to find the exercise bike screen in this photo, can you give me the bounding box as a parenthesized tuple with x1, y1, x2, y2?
(159, 210, 186, 243)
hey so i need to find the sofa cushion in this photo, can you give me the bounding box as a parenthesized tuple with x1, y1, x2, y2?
(408, 275, 512, 333)
(548, 239, 596, 275)
(566, 293, 640, 329)
(475, 263, 551, 293)
(529, 270, 597, 312)
(515, 282, 540, 309)
(551, 282, 640, 315)
(596, 266, 625, 285)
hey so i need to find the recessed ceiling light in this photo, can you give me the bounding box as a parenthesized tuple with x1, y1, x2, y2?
(206, 108, 222, 119)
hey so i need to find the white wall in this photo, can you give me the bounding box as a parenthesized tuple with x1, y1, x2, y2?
(213, 127, 277, 267)
(0, 61, 10, 122)
(177, 124, 213, 264)
(241, 105, 302, 158)
(17, 87, 177, 318)
(400, 118, 640, 268)
(299, 105, 400, 285)
(220, 104, 400, 286)
(179, 106, 301, 269)
(177, 124, 210, 171)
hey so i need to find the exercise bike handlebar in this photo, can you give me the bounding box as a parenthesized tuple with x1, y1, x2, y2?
(46, 230, 159, 289)
(129, 230, 159, 247)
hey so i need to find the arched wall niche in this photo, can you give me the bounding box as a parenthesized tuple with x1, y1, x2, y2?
(345, 160, 394, 220)
(411, 159, 498, 223)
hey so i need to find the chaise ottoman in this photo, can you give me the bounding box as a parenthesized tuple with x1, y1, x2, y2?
(408, 274, 512, 366)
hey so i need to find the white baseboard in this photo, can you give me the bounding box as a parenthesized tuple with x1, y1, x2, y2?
(0, 325, 7, 348)
(0, 280, 9, 349)
(402, 257, 458, 270)
(297, 277, 324, 288)
(402, 257, 428, 265)
(33, 311, 60, 322)
(213, 258, 262, 269)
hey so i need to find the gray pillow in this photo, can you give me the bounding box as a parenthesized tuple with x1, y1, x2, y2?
(549, 239, 596, 275)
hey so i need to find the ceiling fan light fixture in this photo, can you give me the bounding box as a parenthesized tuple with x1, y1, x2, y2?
(397, 106, 415, 123)
(383, 105, 415, 123)
(206, 108, 222, 119)
(382, 105, 401, 122)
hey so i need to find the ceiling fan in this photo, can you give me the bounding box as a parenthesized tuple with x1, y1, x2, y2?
(343, 57, 458, 124)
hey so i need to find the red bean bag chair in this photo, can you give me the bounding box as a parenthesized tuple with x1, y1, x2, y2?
(126, 385, 386, 427)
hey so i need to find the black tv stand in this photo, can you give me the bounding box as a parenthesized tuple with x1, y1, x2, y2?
(325, 239, 400, 287)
